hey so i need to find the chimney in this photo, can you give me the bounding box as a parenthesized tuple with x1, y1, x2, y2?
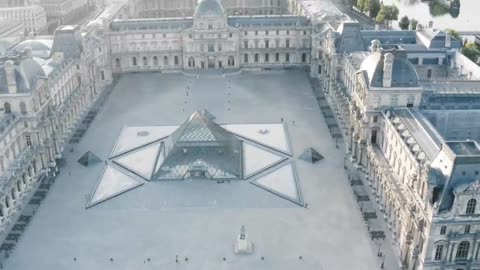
(4, 60, 17, 94)
(370, 39, 381, 52)
(383, 53, 394, 88)
(445, 32, 451, 48)
(52, 52, 64, 64)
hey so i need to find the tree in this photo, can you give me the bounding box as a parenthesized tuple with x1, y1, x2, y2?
(410, 19, 418, 30)
(398, 16, 410, 30)
(376, 5, 399, 28)
(462, 43, 480, 63)
(369, 0, 381, 19)
(357, 0, 369, 12)
(445, 29, 461, 41)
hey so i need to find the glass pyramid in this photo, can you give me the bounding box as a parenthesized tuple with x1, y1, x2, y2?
(154, 111, 243, 180)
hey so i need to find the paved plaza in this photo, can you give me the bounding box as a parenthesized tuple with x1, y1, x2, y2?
(4, 70, 383, 269)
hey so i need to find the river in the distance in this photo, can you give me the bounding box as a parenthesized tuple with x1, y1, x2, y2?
(381, 0, 478, 32)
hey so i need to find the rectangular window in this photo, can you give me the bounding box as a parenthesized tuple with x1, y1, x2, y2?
(434, 245, 443, 261)
(302, 53, 307, 63)
(390, 95, 399, 107)
(244, 40, 248, 48)
(265, 53, 269, 62)
(427, 69, 432, 78)
(275, 53, 279, 62)
(174, 56, 179, 65)
(229, 33, 233, 38)
(286, 39, 290, 48)
(255, 53, 259, 63)
(465, 225, 471, 234)
(373, 96, 380, 108)
(265, 31, 269, 35)
(244, 54, 248, 63)
(132, 57, 137, 66)
(208, 43, 214, 52)
(440, 226, 447, 235)
(218, 43, 223, 51)
(265, 40, 269, 48)
(26, 135, 32, 146)
(373, 116, 378, 123)
(318, 65, 322, 74)
(286, 53, 290, 63)
(255, 31, 258, 36)
(407, 95, 415, 107)
(101, 70, 105, 80)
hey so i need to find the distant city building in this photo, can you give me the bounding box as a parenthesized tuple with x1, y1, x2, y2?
(0, 4, 47, 34)
(127, 0, 289, 18)
(0, 18, 25, 44)
(39, 0, 89, 24)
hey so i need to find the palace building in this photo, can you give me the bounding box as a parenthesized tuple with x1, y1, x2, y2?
(1, 0, 480, 269)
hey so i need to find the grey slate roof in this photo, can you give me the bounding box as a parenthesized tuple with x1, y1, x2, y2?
(0, 57, 45, 94)
(335, 21, 366, 53)
(360, 50, 419, 88)
(110, 18, 194, 31)
(50, 25, 83, 59)
(228, 16, 310, 28)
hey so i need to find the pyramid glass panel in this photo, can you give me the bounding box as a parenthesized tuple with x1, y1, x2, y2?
(113, 141, 161, 180)
(155, 111, 243, 180)
(243, 142, 286, 178)
(252, 162, 302, 205)
(87, 165, 144, 208)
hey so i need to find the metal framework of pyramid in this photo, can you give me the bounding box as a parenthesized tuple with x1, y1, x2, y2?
(78, 151, 102, 167)
(299, 148, 324, 164)
(154, 111, 243, 180)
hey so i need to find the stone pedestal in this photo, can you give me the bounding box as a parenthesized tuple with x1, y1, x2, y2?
(234, 226, 253, 254)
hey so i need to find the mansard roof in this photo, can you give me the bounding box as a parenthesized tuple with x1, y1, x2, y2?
(0, 55, 45, 94)
(359, 50, 419, 88)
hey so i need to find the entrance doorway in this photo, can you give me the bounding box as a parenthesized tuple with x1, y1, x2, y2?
(201, 61, 205, 69)
(208, 56, 215, 68)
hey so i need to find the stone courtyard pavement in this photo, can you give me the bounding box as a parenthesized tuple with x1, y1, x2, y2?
(3, 70, 391, 270)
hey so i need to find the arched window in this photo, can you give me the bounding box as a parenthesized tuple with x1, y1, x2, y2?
(244, 54, 249, 63)
(115, 58, 120, 68)
(466, 199, 476, 214)
(132, 57, 137, 66)
(143, 56, 148, 66)
(163, 56, 169, 66)
(456, 241, 470, 258)
(254, 53, 259, 63)
(188, 57, 195, 68)
(4, 102, 11, 114)
(20, 102, 27, 115)
(153, 56, 158, 65)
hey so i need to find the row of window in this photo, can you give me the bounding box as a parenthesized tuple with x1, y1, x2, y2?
(243, 52, 308, 63)
(3, 102, 27, 115)
(435, 241, 470, 261)
(372, 95, 415, 108)
(244, 30, 309, 36)
(117, 56, 180, 68)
